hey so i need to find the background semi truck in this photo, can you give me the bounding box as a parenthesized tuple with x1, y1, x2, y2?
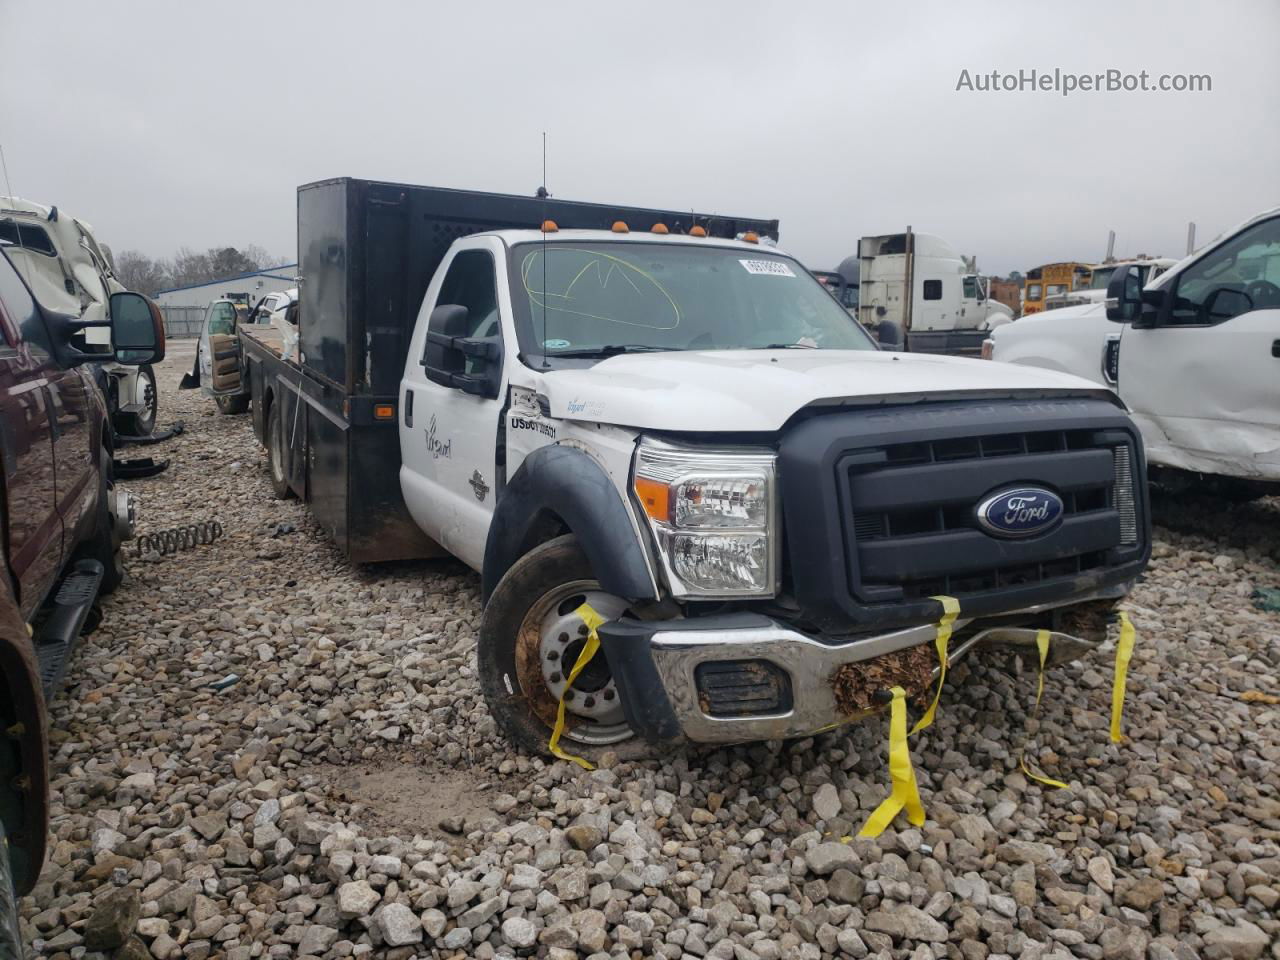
(826, 229, 1013, 355)
(224, 177, 1150, 754)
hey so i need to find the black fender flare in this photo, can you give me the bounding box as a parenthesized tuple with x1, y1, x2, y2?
(482, 444, 657, 603)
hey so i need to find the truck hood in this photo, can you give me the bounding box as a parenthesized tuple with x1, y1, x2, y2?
(540, 349, 1116, 432)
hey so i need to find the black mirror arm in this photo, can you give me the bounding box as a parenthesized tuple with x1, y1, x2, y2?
(40, 310, 113, 368)
(424, 330, 501, 361)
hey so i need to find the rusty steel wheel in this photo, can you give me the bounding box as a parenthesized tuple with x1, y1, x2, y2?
(513, 580, 632, 745)
(479, 535, 637, 753)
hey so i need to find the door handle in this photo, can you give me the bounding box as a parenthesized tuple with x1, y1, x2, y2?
(1272, 340, 1280, 358)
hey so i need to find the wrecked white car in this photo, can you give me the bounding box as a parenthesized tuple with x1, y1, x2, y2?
(0, 197, 159, 436)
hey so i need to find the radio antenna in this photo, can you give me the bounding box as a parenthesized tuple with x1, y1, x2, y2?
(539, 131, 550, 369)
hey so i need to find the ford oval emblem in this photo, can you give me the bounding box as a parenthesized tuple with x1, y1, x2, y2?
(976, 486, 1063, 538)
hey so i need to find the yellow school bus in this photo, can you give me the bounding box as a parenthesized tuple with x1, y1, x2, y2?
(1023, 262, 1093, 315)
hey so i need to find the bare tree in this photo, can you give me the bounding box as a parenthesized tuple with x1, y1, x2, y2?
(242, 244, 282, 269)
(115, 244, 288, 294)
(113, 250, 169, 296)
(169, 247, 212, 289)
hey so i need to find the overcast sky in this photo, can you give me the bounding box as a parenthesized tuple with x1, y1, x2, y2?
(2, 0, 1277, 275)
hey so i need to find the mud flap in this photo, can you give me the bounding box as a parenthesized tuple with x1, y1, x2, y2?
(113, 457, 170, 479)
(117, 421, 185, 446)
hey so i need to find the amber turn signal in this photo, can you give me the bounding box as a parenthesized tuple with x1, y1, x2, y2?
(634, 476, 671, 523)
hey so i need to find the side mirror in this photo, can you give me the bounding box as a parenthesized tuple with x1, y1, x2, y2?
(109, 292, 167, 365)
(1104, 265, 1144, 323)
(420, 304, 502, 399)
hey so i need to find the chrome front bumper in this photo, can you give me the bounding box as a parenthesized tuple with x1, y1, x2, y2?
(599, 592, 1121, 744)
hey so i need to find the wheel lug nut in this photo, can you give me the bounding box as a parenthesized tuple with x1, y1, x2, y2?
(603, 689, 615, 701)
(558, 632, 569, 643)
(577, 624, 588, 636)
(549, 672, 562, 683)
(584, 696, 595, 708)
(564, 689, 575, 701)
(547, 650, 559, 661)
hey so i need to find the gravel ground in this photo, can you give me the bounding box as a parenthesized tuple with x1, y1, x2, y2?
(20, 340, 1280, 960)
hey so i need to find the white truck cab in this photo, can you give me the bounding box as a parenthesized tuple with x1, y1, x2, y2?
(390, 217, 1150, 752)
(991, 208, 1280, 491)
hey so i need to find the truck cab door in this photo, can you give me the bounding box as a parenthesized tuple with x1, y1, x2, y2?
(0, 255, 63, 619)
(198, 301, 243, 396)
(1117, 214, 1280, 478)
(400, 240, 506, 569)
(916, 276, 947, 329)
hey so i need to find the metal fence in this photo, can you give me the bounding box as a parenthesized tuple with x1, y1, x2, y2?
(160, 305, 204, 339)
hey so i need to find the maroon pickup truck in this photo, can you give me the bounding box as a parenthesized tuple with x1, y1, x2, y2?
(0, 241, 163, 952)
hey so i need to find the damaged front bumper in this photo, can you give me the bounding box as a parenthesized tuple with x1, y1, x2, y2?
(598, 591, 1125, 745)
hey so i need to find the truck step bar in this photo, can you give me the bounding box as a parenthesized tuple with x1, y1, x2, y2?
(33, 559, 104, 700)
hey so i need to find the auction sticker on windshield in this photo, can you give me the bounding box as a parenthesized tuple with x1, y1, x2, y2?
(739, 259, 796, 277)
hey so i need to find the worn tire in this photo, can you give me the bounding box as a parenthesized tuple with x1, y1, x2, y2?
(215, 393, 250, 415)
(265, 404, 291, 500)
(113, 364, 157, 437)
(73, 445, 124, 595)
(478, 534, 644, 758)
(0, 816, 23, 960)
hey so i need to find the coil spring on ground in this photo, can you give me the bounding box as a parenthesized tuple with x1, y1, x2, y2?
(135, 520, 224, 557)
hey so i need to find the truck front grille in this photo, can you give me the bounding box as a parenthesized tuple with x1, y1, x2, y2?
(777, 398, 1151, 633)
(1113, 443, 1138, 546)
(841, 427, 1133, 602)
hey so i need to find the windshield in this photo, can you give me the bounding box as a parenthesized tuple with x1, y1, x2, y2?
(508, 241, 875, 362)
(1088, 266, 1115, 290)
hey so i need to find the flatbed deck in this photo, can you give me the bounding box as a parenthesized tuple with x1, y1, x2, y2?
(240, 324, 285, 359)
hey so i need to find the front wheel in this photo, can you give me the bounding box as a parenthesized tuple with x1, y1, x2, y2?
(113, 364, 158, 436)
(73, 445, 127, 595)
(479, 535, 637, 756)
(215, 393, 250, 415)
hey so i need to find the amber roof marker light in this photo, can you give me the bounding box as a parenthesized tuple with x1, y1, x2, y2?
(611, 221, 630, 233)
(541, 219, 558, 233)
(689, 225, 708, 237)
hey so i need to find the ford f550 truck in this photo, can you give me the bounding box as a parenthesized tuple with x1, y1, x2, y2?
(990, 207, 1280, 497)
(234, 178, 1150, 754)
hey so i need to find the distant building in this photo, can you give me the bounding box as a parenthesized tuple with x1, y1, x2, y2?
(154, 264, 298, 309)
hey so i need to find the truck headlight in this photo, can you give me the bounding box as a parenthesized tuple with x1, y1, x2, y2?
(633, 441, 779, 598)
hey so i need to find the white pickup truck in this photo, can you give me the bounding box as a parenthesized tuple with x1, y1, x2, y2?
(989, 207, 1280, 493)
(233, 178, 1151, 755)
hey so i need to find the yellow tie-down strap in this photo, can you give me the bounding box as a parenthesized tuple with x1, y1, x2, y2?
(856, 595, 956, 838)
(1110, 611, 1136, 743)
(855, 685, 925, 838)
(547, 602, 606, 771)
(1019, 629, 1069, 790)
